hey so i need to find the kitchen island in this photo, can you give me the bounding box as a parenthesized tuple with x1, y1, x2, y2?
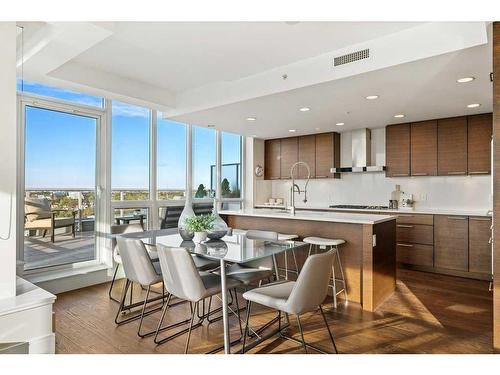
(220, 208, 397, 312)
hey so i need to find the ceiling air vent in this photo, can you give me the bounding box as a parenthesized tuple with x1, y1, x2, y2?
(334, 48, 369, 67)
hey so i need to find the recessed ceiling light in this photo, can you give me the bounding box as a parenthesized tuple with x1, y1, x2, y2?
(207, 124, 215, 128)
(246, 117, 257, 121)
(289, 129, 297, 133)
(335, 122, 345, 126)
(365, 95, 379, 100)
(467, 103, 481, 108)
(315, 127, 320, 131)
(394, 114, 405, 118)
(457, 77, 475, 83)
(299, 107, 310, 112)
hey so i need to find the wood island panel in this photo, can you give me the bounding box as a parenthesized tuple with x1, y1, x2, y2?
(222, 214, 396, 311)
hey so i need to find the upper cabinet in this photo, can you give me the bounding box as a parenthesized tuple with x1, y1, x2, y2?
(298, 135, 316, 179)
(468, 113, 492, 175)
(410, 120, 437, 176)
(280, 137, 298, 179)
(386, 113, 492, 177)
(437, 116, 467, 176)
(264, 132, 340, 180)
(315, 133, 340, 178)
(264, 139, 281, 180)
(385, 123, 410, 177)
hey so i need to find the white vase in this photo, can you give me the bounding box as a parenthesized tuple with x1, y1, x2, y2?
(178, 193, 195, 240)
(193, 231, 208, 243)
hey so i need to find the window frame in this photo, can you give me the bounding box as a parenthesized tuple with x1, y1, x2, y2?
(16, 86, 245, 281)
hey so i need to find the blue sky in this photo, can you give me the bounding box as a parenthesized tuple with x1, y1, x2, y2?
(21, 81, 241, 191)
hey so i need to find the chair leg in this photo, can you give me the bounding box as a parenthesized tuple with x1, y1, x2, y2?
(331, 246, 337, 309)
(137, 286, 151, 337)
(42, 229, 47, 238)
(233, 288, 243, 337)
(72, 223, 76, 238)
(154, 294, 172, 344)
(292, 250, 299, 276)
(319, 305, 338, 354)
(114, 279, 130, 324)
(242, 301, 252, 354)
(295, 315, 308, 354)
(184, 303, 197, 354)
(51, 230, 55, 243)
(108, 264, 120, 302)
(336, 246, 348, 302)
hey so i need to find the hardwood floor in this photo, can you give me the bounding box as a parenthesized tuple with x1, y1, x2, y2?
(54, 269, 493, 354)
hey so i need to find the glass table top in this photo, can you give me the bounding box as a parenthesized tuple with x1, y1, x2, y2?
(120, 229, 306, 264)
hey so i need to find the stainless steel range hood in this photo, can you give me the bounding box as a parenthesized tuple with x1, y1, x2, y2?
(331, 128, 386, 173)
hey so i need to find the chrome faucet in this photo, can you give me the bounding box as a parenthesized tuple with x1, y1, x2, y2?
(288, 161, 310, 215)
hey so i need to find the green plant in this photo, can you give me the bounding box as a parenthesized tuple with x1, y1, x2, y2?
(195, 184, 207, 198)
(184, 214, 215, 232)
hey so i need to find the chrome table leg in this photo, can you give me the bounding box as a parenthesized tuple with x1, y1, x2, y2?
(220, 258, 231, 354)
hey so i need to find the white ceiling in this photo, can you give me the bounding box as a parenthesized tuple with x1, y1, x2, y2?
(17, 21, 492, 138)
(71, 22, 421, 92)
(173, 40, 492, 138)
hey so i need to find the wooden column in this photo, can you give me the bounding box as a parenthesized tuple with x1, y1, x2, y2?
(493, 21, 500, 351)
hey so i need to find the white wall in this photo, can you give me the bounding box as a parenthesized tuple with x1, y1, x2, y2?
(259, 127, 492, 211)
(0, 22, 17, 299)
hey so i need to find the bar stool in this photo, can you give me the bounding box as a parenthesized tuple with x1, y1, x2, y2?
(303, 237, 347, 308)
(277, 233, 299, 280)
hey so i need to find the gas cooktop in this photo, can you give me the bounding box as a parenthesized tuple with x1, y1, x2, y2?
(329, 204, 390, 210)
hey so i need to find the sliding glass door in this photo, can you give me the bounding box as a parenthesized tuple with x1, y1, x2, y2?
(22, 101, 101, 271)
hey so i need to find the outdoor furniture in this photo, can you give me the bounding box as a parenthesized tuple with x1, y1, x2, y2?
(24, 197, 76, 243)
(114, 213, 146, 229)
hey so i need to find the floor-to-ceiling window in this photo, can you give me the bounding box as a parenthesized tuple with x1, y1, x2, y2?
(18, 82, 244, 276)
(157, 114, 187, 201)
(21, 97, 102, 271)
(192, 126, 217, 199)
(111, 100, 150, 201)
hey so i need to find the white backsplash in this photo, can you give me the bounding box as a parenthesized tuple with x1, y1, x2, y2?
(270, 173, 492, 210)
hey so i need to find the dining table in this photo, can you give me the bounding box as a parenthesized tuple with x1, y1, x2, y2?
(118, 229, 307, 354)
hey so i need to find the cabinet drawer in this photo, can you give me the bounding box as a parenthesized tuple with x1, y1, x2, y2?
(396, 224, 433, 245)
(396, 214, 433, 225)
(397, 243, 434, 267)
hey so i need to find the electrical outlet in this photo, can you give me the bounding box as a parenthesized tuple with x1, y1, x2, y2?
(372, 234, 377, 247)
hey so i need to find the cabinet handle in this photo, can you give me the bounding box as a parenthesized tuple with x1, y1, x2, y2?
(399, 215, 414, 217)
(397, 225, 414, 228)
(392, 173, 409, 177)
(447, 216, 467, 220)
(315, 175, 328, 178)
(270, 177, 281, 180)
(412, 172, 428, 176)
(470, 217, 491, 221)
(397, 243, 414, 247)
(469, 171, 489, 174)
(447, 171, 466, 175)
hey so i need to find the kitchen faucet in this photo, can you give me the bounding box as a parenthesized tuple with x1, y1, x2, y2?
(288, 161, 310, 216)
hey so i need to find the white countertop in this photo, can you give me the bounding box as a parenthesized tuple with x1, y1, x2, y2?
(220, 208, 396, 225)
(0, 277, 56, 318)
(254, 205, 492, 217)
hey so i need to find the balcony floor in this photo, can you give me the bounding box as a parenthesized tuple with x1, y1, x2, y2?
(24, 231, 95, 270)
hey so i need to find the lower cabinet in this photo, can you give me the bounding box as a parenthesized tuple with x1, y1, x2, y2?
(468, 217, 492, 275)
(396, 243, 434, 267)
(434, 215, 469, 272)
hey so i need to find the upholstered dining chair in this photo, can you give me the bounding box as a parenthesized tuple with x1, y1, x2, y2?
(115, 237, 166, 337)
(242, 249, 338, 354)
(155, 245, 242, 353)
(109, 224, 146, 302)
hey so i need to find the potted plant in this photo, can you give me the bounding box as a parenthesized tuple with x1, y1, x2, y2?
(184, 214, 215, 243)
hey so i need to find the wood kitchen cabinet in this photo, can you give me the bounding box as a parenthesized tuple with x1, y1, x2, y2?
(411, 120, 437, 176)
(298, 135, 316, 178)
(385, 123, 410, 177)
(264, 139, 281, 180)
(438, 116, 467, 176)
(468, 217, 492, 275)
(279, 137, 298, 179)
(434, 215, 469, 272)
(315, 132, 340, 178)
(468, 113, 492, 175)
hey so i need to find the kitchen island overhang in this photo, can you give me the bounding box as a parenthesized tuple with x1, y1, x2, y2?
(220, 209, 397, 312)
